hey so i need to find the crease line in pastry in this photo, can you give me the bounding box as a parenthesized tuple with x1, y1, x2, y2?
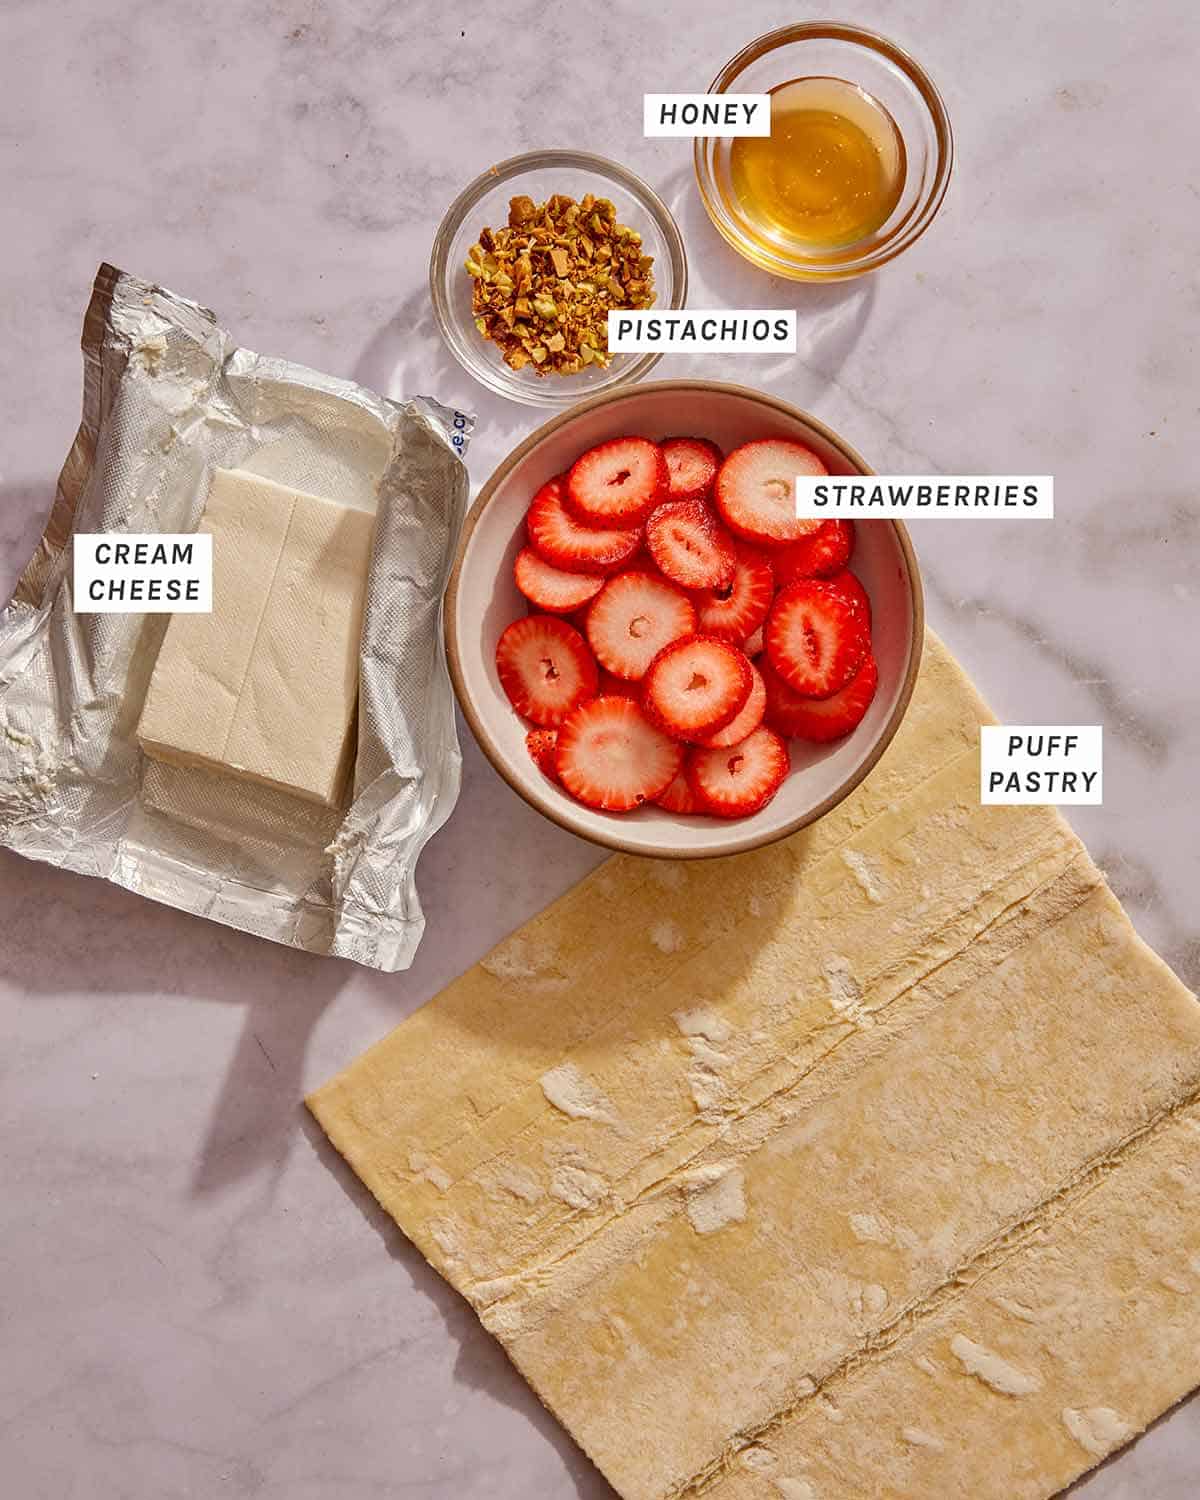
(447, 815, 1084, 1223)
(465, 850, 1103, 1318)
(668, 1082, 1200, 1498)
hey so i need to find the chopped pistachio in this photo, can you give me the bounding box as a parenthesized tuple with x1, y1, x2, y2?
(463, 192, 656, 376)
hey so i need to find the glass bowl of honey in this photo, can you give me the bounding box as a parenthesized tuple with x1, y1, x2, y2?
(695, 23, 952, 281)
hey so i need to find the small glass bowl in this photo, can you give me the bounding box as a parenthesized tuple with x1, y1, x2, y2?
(429, 150, 688, 408)
(694, 23, 953, 281)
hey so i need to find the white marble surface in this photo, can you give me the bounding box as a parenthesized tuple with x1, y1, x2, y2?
(2, 0, 1198, 1495)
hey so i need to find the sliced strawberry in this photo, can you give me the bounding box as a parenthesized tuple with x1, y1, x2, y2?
(661, 436, 723, 502)
(525, 727, 559, 780)
(654, 766, 700, 815)
(514, 546, 606, 614)
(765, 582, 867, 699)
(816, 567, 871, 625)
(691, 541, 774, 643)
(642, 635, 752, 740)
(687, 726, 790, 818)
(565, 437, 666, 529)
(586, 570, 696, 681)
(761, 656, 821, 738)
(555, 696, 683, 812)
(774, 520, 856, 583)
(598, 669, 642, 700)
(743, 624, 765, 658)
(698, 662, 766, 749)
(646, 499, 737, 590)
(527, 476, 641, 575)
(715, 438, 828, 546)
(774, 653, 879, 743)
(495, 614, 598, 727)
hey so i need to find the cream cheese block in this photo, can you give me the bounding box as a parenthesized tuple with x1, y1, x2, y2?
(137, 467, 375, 806)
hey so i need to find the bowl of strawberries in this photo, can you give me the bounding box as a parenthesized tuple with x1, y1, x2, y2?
(445, 380, 923, 858)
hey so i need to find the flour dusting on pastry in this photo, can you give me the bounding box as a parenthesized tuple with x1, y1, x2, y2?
(407, 1149, 452, 1192)
(684, 1163, 747, 1234)
(841, 847, 887, 903)
(549, 1162, 609, 1211)
(540, 1062, 625, 1133)
(1061, 1406, 1134, 1457)
(950, 1333, 1042, 1396)
(1062, 1404, 1134, 1452)
(823, 957, 874, 1027)
(481, 932, 569, 990)
(901, 1426, 944, 1451)
(650, 918, 686, 953)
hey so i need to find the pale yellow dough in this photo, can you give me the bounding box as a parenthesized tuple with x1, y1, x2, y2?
(309, 633, 1200, 1500)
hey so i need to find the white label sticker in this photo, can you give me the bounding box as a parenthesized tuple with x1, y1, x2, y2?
(644, 93, 771, 137)
(794, 476, 1054, 519)
(980, 726, 1102, 804)
(608, 310, 796, 354)
(73, 533, 212, 613)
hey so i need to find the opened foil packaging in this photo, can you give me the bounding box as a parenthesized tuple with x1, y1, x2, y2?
(0, 264, 473, 970)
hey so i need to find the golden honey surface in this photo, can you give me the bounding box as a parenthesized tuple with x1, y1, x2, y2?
(730, 76, 906, 250)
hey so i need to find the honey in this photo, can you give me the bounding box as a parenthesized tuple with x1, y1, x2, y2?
(729, 76, 905, 250)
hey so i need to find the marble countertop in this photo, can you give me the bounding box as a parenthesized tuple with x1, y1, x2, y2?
(2, 1, 1197, 1495)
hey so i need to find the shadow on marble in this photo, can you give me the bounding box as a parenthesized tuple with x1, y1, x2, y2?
(0, 848, 348, 1201)
(299, 1108, 616, 1499)
(0, 478, 60, 602)
(354, 284, 533, 458)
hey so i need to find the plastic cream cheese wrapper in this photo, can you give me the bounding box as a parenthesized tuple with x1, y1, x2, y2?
(0, 264, 474, 971)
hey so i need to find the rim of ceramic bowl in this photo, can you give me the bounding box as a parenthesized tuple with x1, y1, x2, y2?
(429, 149, 689, 407)
(445, 380, 925, 858)
(693, 22, 954, 282)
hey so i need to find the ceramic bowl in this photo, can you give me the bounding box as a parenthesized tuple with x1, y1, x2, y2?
(445, 381, 923, 859)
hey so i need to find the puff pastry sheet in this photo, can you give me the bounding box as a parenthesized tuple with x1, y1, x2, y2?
(309, 633, 1200, 1500)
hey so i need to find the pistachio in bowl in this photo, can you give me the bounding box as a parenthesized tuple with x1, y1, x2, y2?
(465, 191, 655, 376)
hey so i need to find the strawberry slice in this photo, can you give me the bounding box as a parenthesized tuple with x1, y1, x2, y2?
(691, 541, 774, 643)
(715, 438, 828, 546)
(765, 582, 867, 699)
(771, 653, 879, 743)
(661, 436, 723, 502)
(514, 546, 606, 614)
(495, 614, 598, 727)
(698, 661, 766, 748)
(527, 476, 641, 576)
(646, 499, 737, 590)
(743, 624, 765, 658)
(816, 567, 871, 629)
(555, 696, 683, 812)
(774, 520, 856, 583)
(598, 669, 642, 700)
(586, 570, 696, 681)
(760, 656, 819, 737)
(642, 635, 752, 740)
(687, 726, 790, 818)
(654, 766, 700, 815)
(525, 728, 559, 780)
(565, 437, 666, 529)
